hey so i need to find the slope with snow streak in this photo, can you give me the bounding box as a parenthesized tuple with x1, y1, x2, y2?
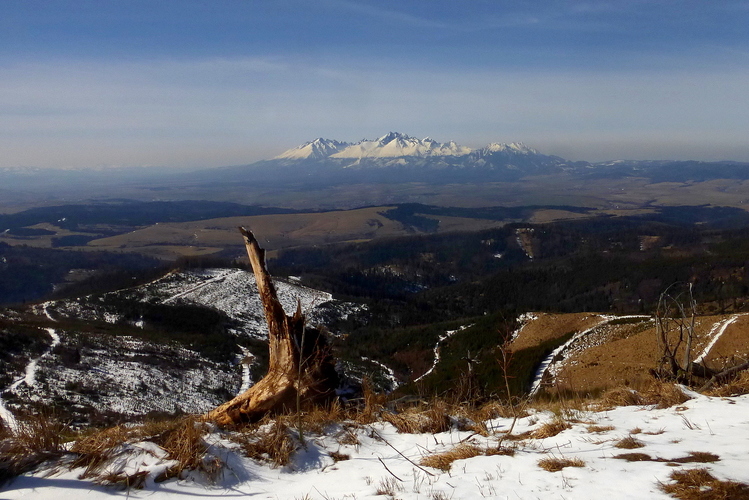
(694, 313, 748, 364)
(0, 326, 60, 432)
(414, 324, 471, 383)
(4, 391, 749, 499)
(529, 315, 651, 395)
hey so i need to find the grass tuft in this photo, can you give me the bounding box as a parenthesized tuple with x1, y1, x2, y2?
(382, 401, 451, 434)
(671, 451, 720, 464)
(234, 420, 295, 468)
(0, 413, 69, 484)
(420, 444, 483, 472)
(71, 425, 130, 478)
(537, 456, 585, 472)
(531, 419, 571, 439)
(614, 435, 646, 449)
(707, 370, 749, 397)
(660, 468, 749, 500)
(614, 452, 653, 462)
(598, 381, 690, 410)
(587, 425, 615, 433)
(329, 450, 350, 462)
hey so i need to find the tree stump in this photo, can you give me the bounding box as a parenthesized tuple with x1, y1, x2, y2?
(204, 227, 338, 425)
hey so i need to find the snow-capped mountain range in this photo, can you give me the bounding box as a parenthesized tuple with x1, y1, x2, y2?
(218, 131, 579, 185)
(274, 132, 535, 161)
(5, 132, 749, 201)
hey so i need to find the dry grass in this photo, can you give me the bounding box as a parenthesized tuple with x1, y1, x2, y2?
(354, 379, 386, 425)
(328, 450, 350, 462)
(71, 425, 131, 478)
(660, 468, 749, 500)
(375, 476, 405, 496)
(420, 444, 483, 472)
(707, 370, 749, 397)
(234, 420, 295, 468)
(614, 451, 719, 464)
(615, 452, 654, 462)
(0, 413, 69, 484)
(614, 435, 646, 449)
(640, 381, 691, 409)
(671, 451, 720, 464)
(381, 401, 451, 435)
(531, 419, 571, 439)
(335, 425, 361, 446)
(587, 425, 615, 433)
(156, 417, 217, 479)
(598, 381, 691, 410)
(484, 445, 516, 457)
(538, 456, 585, 472)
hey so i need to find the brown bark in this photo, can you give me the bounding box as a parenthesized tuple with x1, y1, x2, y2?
(204, 227, 338, 425)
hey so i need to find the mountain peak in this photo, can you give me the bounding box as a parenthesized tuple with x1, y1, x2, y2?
(332, 133, 472, 159)
(482, 142, 539, 155)
(274, 138, 347, 160)
(273, 134, 546, 162)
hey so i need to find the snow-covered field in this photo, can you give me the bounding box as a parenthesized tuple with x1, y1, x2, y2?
(46, 268, 358, 339)
(3, 390, 748, 499)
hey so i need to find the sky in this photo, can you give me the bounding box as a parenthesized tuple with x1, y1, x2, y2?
(2, 0, 749, 169)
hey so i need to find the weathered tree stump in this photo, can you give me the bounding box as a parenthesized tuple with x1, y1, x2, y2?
(204, 227, 338, 425)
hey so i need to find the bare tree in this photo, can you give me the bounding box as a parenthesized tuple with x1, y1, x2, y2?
(205, 227, 338, 425)
(654, 282, 712, 383)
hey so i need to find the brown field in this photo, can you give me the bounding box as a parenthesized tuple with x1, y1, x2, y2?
(513, 312, 749, 393)
(0, 204, 615, 261)
(510, 313, 603, 351)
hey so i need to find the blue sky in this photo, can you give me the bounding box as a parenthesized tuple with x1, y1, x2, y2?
(2, 0, 749, 168)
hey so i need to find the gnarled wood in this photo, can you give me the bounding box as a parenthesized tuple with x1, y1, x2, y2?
(204, 227, 338, 425)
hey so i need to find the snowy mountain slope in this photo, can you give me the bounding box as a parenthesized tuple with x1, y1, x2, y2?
(0, 269, 367, 425)
(330, 132, 472, 158)
(273, 137, 348, 160)
(45, 268, 360, 339)
(1, 328, 236, 423)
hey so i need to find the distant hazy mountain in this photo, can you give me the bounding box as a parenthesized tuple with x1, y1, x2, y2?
(4, 133, 749, 200)
(203, 132, 583, 186)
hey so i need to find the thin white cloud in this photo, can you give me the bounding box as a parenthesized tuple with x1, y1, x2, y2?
(320, 0, 447, 29)
(2, 56, 749, 168)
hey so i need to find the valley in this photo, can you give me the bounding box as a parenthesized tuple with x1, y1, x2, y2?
(4, 137, 749, 497)
(3, 200, 749, 426)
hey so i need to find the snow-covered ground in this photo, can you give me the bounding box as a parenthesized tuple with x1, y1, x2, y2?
(0, 269, 370, 426)
(3, 390, 748, 499)
(45, 268, 353, 339)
